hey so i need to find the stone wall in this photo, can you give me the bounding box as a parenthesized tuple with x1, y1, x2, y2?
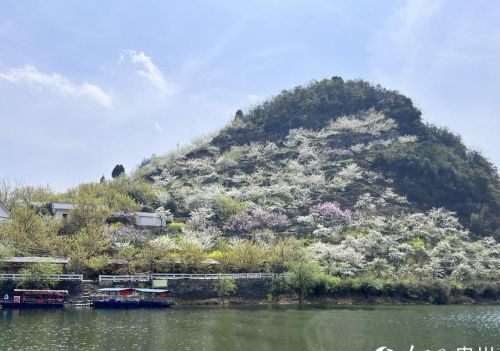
(166, 278, 272, 300)
(95, 278, 273, 300)
(1, 278, 275, 304)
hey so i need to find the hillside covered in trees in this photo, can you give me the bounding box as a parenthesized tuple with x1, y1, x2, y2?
(138, 77, 500, 239)
(1, 77, 499, 303)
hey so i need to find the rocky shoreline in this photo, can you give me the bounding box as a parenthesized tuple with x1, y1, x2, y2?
(3, 278, 499, 308)
(171, 295, 500, 306)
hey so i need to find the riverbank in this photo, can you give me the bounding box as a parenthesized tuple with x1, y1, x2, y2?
(1, 293, 498, 309)
(2, 276, 499, 307)
(172, 294, 500, 306)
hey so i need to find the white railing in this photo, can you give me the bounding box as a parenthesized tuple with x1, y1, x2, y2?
(97, 272, 283, 283)
(0, 273, 282, 283)
(0, 274, 83, 281)
(98, 275, 150, 283)
(150, 273, 282, 280)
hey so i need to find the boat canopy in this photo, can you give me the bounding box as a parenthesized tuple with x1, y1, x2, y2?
(135, 288, 170, 294)
(98, 288, 170, 293)
(13, 289, 68, 295)
(98, 288, 134, 292)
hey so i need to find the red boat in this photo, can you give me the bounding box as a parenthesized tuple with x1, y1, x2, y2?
(92, 288, 175, 308)
(1, 289, 68, 309)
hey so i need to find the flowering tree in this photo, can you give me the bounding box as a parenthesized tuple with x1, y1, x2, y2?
(323, 109, 397, 137)
(223, 212, 255, 233)
(252, 209, 290, 229)
(187, 207, 215, 231)
(155, 206, 173, 226)
(148, 235, 178, 251)
(223, 209, 290, 234)
(107, 226, 150, 246)
(309, 202, 352, 223)
(181, 227, 221, 250)
(309, 242, 365, 277)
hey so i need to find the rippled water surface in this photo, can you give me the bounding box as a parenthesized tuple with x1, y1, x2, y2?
(1, 305, 499, 351)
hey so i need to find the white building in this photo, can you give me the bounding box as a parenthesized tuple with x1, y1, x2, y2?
(134, 212, 162, 227)
(0, 203, 11, 220)
(51, 202, 163, 227)
(52, 202, 74, 220)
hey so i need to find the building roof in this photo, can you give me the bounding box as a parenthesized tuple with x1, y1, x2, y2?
(0, 203, 10, 219)
(135, 212, 159, 218)
(52, 202, 74, 211)
(201, 258, 221, 265)
(0, 256, 70, 264)
(160, 258, 221, 265)
(107, 259, 127, 265)
(14, 289, 69, 295)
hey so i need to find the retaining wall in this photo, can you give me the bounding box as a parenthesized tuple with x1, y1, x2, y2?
(1, 278, 277, 303)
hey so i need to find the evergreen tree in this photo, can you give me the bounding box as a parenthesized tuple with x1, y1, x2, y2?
(111, 164, 125, 178)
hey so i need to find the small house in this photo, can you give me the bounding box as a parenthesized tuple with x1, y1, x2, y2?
(0, 203, 11, 221)
(134, 212, 162, 227)
(51, 202, 74, 220)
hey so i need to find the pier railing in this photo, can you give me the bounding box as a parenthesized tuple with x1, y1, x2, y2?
(150, 273, 282, 280)
(0, 274, 83, 281)
(0, 273, 282, 283)
(98, 273, 283, 283)
(98, 275, 151, 283)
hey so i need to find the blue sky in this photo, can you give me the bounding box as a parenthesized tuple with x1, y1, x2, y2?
(1, 0, 499, 190)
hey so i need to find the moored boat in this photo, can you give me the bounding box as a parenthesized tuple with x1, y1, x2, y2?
(92, 288, 175, 309)
(1, 289, 68, 309)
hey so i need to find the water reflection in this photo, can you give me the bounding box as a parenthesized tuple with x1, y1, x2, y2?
(1, 305, 499, 351)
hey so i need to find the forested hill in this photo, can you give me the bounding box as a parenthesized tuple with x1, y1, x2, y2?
(136, 77, 500, 238)
(2, 77, 500, 295)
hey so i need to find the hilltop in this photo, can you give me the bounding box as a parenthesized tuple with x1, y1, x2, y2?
(135, 77, 500, 239)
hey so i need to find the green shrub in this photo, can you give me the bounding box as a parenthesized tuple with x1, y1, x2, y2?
(317, 274, 342, 293)
(214, 277, 237, 305)
(167, 221, 186, 232)
(360, 277, 385, 295)
(344, 277, 362, 292)
(407, 279, 452, 304)
(285, 260, 322, 304)
(87, 255, 110, 276)
(16, 263, 63, 289)
(266, 275, 289, 302)
(215, 196, 248, 221)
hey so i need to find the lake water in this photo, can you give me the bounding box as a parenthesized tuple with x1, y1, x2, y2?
(1, 305, 499, 351)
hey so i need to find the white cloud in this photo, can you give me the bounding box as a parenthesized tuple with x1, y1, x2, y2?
(0, 65, 113, 108)
(372, 1, 442, 58)
(368, 0, 443, 90)
(154, 121, 164, 132)
(247, 94, 260, 104)
(366, 0, 500, 168)
(394, 0, 442, 37)
(121, 50, 168, 92)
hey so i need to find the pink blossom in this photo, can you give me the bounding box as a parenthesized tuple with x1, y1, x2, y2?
(309, 202, 352, 221)
(252, 209, 290, 229)
(223, 212, 256, 233)
(223, 209, 291, 233)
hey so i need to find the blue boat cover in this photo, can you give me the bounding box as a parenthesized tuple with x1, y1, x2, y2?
(134, 288, 170, 293)
(98, 288, 170, 293)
